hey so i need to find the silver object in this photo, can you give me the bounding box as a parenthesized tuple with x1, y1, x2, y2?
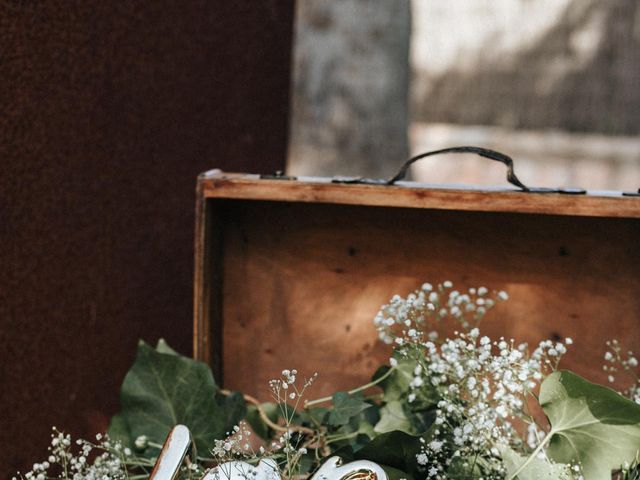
(201, 459, 280, 480)
(149, 426, 388, 480)
(149, 425, 192, 480)
(310, 456, 389, 480)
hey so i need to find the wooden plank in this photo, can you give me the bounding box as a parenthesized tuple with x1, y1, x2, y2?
(199, 173, 640, 219)
(196, 199, 640, 400)
(193, 186, 225, 382)
(193, 181, 209, 365)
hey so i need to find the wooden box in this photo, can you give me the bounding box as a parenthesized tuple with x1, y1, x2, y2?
(193, 166, 640, 400)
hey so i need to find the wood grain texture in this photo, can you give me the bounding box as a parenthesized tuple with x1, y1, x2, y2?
(0, 2, 293, 476)
(200, 174, 640, 219)
(194, 176, 640, 401)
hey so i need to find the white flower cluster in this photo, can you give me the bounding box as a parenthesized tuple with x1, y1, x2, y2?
(213, 423, 256, 459)
(270, 370, 316, 476)
(413, 330, 570, 478)
(210, 368, 316, 478)
(374, 282, 508, 345)
(376, 282, 572, 479)
(14, 429, 138, 480)
(603, 339, 640, 404)
(269, 369, 317, 407)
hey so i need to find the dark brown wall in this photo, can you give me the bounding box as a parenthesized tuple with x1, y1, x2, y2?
(0, 1, 294, 476)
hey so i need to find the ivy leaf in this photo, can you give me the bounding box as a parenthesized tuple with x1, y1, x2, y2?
(374, 400, 413, 434)
(446, 455, 487, 479)
(374, 361, 414, 402)
(328, 404, 379, 452)
(500, 445, 571, 480)
(354, 430, 423, 478)
(108, 341, 246, 454)
(107, 413, 132, 448)
(380, 465, 415, 480)
(216, 391, 247, 436)
(374, 357, 438, 435)
(328, 392, 372, 426)
(352, 404, 380, 440)
(155, 338, 178, 356)
(539, 370, 640, 480)
(308, 407, 330, 426)
(245, 402, 280, 440)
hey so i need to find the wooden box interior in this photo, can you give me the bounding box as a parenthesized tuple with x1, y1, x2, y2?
(195, 175, 640, 400)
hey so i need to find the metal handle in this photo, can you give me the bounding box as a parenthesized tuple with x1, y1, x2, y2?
(386, 146, 530, 191)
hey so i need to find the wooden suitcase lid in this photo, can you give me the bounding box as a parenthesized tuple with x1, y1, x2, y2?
(197, 170, 640, 218)
(194, 170, 640, 400)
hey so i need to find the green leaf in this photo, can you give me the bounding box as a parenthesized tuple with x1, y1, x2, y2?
(308, 407, 330, 426)
(500, 445, 572, 480)
(328, 392, 372, 426)
(354, 430, 423, 478)
(216, 391, 247, 436)
(108, 341, 246, 454)
(446, 455, 485, 479)
(380, 465, 414, 480)
(246, 402, 280, 440)
(107, 413, 132, 448)
(155, 338, 178, 355)
(374, 356, 438, 435)
(374, 400, 413, 434)
(539, 370, 640, 480)
(374, 360, 414, 402)
(353, 411, 379, 440)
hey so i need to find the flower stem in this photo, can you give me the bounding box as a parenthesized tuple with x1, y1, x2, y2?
(304, 366, 396, 408)
(507, 432, 553, 480)
(220, 389, 315, 435)
(325, 431, 360, 444)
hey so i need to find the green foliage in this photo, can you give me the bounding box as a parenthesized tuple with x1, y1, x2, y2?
(108, 340, 246, 455)
(307, 406, 330, 426)
(374, 400, 412, 434)
(374, 362, 413, 402)
(353, 431, 423, 479)
(23, 281, 640, 480)
(104, 340, 640, 480)
(155, 338, 179, 356)
(245, 402, 280, 440)
(540, 370, 640, 480)
(622, 460, 640, 480)
(328, 392, 372, 426)
(103, 335, 640, 480)
(107, 413, 132, 448)
(373, 355, 438, 435)
(501, 445, 572, 480)
(216, 391, 247, 438)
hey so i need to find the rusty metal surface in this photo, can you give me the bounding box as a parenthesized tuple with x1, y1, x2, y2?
(0, 1, 293, 476)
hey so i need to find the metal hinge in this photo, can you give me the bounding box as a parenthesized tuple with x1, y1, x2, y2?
(260, 170, 297, 181)
(331, 176, 386, 185)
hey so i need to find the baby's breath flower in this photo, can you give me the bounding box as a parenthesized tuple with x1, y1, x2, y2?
(603, 340, 640, 403)
(134, 434, 148, 450)
(16, 428, 143, 480)
(374, 282, 508, 346)
(375, 282, 574, 479)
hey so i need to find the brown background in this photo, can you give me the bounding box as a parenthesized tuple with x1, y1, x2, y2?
(0, 1, 293, 476)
